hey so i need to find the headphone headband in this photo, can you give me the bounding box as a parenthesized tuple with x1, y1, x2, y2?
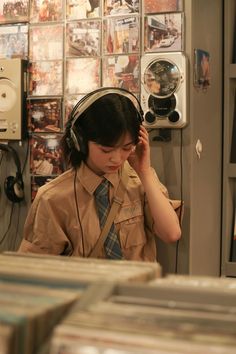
(70, 87, 143, 128)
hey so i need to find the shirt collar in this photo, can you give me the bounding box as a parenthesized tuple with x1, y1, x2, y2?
(77, 161, 121, 195)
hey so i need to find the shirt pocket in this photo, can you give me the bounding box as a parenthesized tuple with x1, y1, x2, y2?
(115, 200, 147, 249)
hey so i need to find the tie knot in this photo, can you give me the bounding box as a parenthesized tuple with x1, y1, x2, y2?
(94, 179, 109, 198)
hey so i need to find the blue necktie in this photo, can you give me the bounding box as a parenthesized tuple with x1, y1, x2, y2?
(94, 179, 123, 259)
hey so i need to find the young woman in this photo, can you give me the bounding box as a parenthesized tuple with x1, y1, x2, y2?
(18, 88, 181, 261)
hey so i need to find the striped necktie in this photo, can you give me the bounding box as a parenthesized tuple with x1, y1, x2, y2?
(94, 179, 123, 259)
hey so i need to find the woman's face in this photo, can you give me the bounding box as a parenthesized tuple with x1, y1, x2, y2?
(86, 132, 135, 175)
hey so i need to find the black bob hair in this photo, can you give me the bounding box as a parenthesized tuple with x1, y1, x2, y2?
(61, 92, 142, 168)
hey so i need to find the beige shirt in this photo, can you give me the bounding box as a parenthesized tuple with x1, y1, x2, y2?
(18, 162, 168, 261)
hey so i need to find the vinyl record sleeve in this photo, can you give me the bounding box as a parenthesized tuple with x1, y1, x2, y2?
(65, 57, 100, 94)
(30, 133, 64, 176)
(29, 60, 63, 96)
(64, 94, 84, 126)
(27, 98, 63, 133)
(104, 0, 140, 16)
(144, 13, 184, 53)
(30, 0, 63, 23)
(0, 23, 28, 59)
(66, 20, 101, 58)
(102, 54, 139, 93)
(103, 16, 139, 55)
(66, 0, 101, 20)
(0, 0, 29, 24)
(29, 24, 64, 61)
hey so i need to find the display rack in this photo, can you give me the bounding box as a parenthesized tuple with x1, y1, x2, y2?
(221, 0, 236, 276)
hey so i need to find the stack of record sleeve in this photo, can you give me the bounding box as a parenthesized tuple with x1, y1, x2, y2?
(48, 279, 236, 354)
(0, 252, 161, 354)
(0, 252, 162, 287)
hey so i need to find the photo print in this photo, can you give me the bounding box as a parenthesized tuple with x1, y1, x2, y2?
(144, 13, 183, 53)
(30, 133, 64, 176)
(104, 15, 139, 54)
(103, 54, 139, 93)
(27, 98, 63, 133)
(66, 20, 101, 57)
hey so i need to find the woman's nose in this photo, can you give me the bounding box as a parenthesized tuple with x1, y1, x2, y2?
(109, 148, 123, 163)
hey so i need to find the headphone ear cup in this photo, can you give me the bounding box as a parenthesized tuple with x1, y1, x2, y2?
(4, 176, 24, 203)
(70, 126, 87, 156)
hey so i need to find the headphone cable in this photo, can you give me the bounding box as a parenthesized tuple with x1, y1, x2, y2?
(175, 129, 184, 274)
(74, 169, 85, 257)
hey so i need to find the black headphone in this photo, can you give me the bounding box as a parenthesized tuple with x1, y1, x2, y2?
(67, 87, 144, 155)
(0, 143, 24, 203)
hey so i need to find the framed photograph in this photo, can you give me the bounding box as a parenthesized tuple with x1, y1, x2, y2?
(30, 133, 64, 176)
(0, 0, 29, 23)
(66, 0, 101, 20)
(31, 175, 56, 201)
(144, 0, 183, 14)
(102, 54, 139, 93)
(64, 95, 84, 126)
(29, 24, 64, 61)
(29, 60, 63, 96)
(30, 0, 63, 23)
(193, 49, 210, 89)
(0, 23, 28, 59)
(104, 0, 139, 16)
(66, 20, 101, 57)
(65, 57, 100, 94)
(27, 98, 63, 133)
(144, 13, 183, 53)
(104, 16, 139, 54)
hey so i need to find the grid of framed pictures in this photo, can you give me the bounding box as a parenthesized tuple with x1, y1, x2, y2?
(0, 0, 185, 200)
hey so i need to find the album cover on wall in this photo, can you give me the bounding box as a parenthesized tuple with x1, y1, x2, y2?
(144, 13, 183, 53)
(104, 0, 139, 16)
(31, 175, 56, 201)
(144, 0, 183, 14)
(64, 95, 84, 126)
(65, 57, 100, 94)
(66, 0, 101, 20)
(30, 133, 64, 176)
(29, 24, 64, 61)
(30, 0, 63, 23)
(193, 49, 210, 89)
(104, 16, 139, 54)
(0, 23, 28, 59)
(27, 98, 63, 133)
(102, 54, 139, 93)
(0, 0, 29, 23)
(66, 20, 101, 58)
(29, 61, 63, 96)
